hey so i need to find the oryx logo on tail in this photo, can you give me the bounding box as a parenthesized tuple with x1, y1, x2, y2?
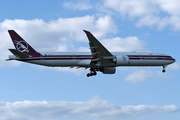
(8, 30, 42, 57)
(14, 40, 29, 53)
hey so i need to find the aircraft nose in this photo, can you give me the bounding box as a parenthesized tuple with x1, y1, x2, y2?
(173, 58, 176, 63)
(171, 56, 176, 63)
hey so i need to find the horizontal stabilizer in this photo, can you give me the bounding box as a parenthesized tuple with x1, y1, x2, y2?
(9, 49, 29, 58)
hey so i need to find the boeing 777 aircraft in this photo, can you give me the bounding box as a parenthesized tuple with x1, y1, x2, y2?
(7, 30, 175, 77)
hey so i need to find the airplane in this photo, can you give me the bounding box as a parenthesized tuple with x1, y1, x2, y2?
(7, 30, 175, 77)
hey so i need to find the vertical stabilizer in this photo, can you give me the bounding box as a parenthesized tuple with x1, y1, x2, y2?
(8, 30, 41, 57)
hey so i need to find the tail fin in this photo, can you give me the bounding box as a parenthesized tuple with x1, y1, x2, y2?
(8, 30, 41, 57)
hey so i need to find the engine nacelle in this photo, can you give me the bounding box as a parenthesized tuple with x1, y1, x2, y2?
(113, 55, 129, 66)
(102, 67, 116, 74)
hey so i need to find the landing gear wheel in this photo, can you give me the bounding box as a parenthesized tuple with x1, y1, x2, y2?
(86, 69, 97, 77)
(87, 73, 90, 77)
(162, 70, 166, 73)
(93, 72, 97, 75)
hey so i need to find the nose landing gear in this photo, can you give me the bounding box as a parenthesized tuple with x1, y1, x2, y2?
(162, 65, 167, 73)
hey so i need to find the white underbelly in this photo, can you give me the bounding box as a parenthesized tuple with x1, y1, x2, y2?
(26, 60, 91, 67)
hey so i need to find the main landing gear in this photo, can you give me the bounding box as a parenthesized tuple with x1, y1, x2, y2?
(162, 65, 167, 73)
(87, 68, 100, 77)
(87, 71, 97, 77)
(87, 68, 97, 77)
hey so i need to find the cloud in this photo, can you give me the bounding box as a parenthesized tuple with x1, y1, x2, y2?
(0, 96, 178, 120)
(124, 69, 154, 82)
(101, 36, 148, 52)
(168, 61, 180, 70)
(123, 66, 177, 82)
(54, 67, 87, 76)
(63, 0, 92, 10)
(75, 36, 148, 53)
(154, 0, 180, 16)
(135, 15, 169, 29)
(0, 15, 117, 67)
(103, 0, 159, 17)
(102, 0, 180, 30)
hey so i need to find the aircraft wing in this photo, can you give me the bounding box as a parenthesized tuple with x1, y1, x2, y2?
(83, 30, 115, 67)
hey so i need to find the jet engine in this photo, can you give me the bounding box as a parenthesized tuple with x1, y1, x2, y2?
(113, 55, 129, 66)
(102, 67, 116, 74)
